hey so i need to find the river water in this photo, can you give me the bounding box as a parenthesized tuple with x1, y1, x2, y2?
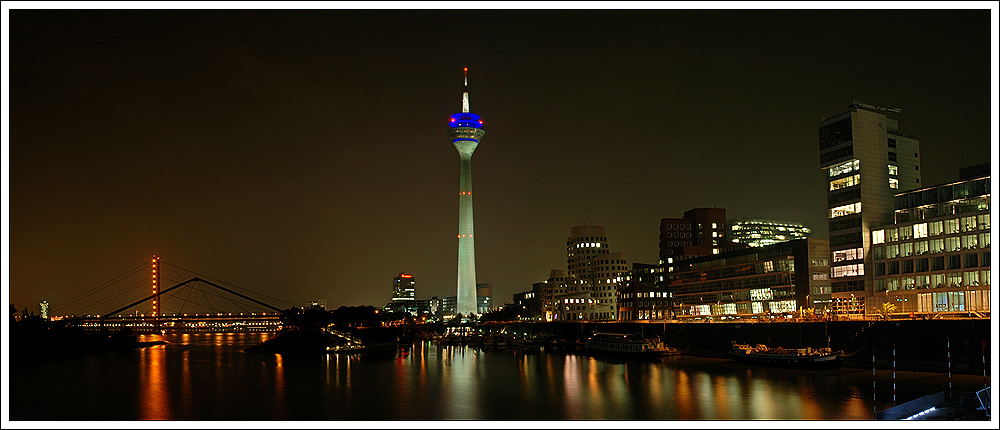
(8, 332, 989, 421)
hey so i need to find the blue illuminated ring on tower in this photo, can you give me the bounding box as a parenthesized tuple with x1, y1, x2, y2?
(449, 112, 484, 129)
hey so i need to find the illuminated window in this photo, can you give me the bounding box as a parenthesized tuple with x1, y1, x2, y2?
(833, 247, 864, 262)
(831, 264, 864, 278)
(900, 225, 913, 240)
(829, 159, 860, 177)
(914, 223, 928, 238)
(886, 228, 899, 242)
(829, 202, 861, 218)
(769, 300, 796, 313)
(829, 174, 861, 191)
(750, 288, 773, 300)
(872, 229, 885, 244)
(889, 178, 899, 189)
(888, 164, 898, 175)
(930, 238, 945, 254)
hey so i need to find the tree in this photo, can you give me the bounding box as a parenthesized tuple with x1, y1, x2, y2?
(877, 301, 897, 320)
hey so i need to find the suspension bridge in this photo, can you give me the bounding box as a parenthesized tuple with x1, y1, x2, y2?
(49, 256, 297, 333)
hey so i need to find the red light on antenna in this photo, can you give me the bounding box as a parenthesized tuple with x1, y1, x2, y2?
(464, 67, 468, 72)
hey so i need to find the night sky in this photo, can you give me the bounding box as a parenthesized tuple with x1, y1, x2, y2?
(5, 7, 995, 315)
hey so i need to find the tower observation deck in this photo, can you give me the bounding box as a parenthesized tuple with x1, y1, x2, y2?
(449, 68, 485, 316)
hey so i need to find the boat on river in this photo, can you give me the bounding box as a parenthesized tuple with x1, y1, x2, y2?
(585, 333, 680, 357)
(730, 341, 841, 368)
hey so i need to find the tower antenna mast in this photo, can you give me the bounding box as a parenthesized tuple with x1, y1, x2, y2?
(462, 67, 470, 113)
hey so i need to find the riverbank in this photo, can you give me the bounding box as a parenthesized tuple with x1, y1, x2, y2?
(484, 319, 992, 374)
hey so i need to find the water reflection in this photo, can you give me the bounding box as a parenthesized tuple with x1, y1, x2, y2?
(13, 334, 985, 421)
(138, 344, 169, 419)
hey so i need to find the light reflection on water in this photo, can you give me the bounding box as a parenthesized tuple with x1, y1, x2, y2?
(9, 333, 989, 421)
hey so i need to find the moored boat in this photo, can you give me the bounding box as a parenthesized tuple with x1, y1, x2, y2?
(585, 333, 680, 357)
(730, 341, 841, 368)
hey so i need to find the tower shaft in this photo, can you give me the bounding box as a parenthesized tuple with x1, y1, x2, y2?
(456, 152, 477, 315)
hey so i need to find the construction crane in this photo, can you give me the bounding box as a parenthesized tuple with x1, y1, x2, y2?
(849, 100, 902, 114)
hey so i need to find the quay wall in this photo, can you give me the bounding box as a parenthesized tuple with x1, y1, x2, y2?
(492, 319, 991, 374)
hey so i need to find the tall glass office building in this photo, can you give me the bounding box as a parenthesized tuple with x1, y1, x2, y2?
(870, 167, 990, 317)
(819, 102, 921, 317)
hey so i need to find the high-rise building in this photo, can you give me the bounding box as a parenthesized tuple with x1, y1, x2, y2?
(660, 208, 742, 272)
(392, 273, 415, 301)
(730, 219, 812, 248)
(476, 282, 492, 314)
(558, 225, 628, 321)
(819, 102, 921, 316)
(39, 300, 49, 320)
(385, 273, 416, 313)
(449, 68, 486, 316)
(869, 165, 990, 317)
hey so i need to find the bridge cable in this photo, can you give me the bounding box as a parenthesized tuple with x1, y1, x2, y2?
(50, 263, 147, 315)
(190, 281, 271, 313)
(196, 284, 267, 314)
(163, 263, 296, 307)
(198, 283, 216, 314)
(156, 280, 197, 315)
(68, 277, 149, 316)
(159, 289, 213, 315)
(159, 277, 271, 315)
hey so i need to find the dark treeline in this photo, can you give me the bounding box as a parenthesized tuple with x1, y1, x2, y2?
(9, 305, 156, 360)
(280, 305, 415, 330)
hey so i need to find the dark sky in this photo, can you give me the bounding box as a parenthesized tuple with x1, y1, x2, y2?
(6, 8, 995, 314)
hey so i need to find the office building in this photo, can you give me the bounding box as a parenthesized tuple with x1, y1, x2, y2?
(819, 102, 921, 315)
(665, 238, 831, 320)
(558, 225, 628, 321)
(660, 208, 744, 273)
(441, 296, 457, 315)
(869, 165, 990, 317)
(392, 273, 415, 301)
(386, 273, 416, 313)
(730, 219, 812, 247)
(533, 269, 569, 321)
(477, 282, 493, 314)
(450, 68, 486, 315)
(616, 263, 669, 321)
(513, 288, 542, 320)
(39, 300, 49, 320)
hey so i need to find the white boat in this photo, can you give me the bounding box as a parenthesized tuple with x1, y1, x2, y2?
(585, 333, 680, 357)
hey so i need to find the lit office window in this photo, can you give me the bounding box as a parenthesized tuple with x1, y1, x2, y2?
(830, 174, 861, 191)
(888, 164, 898, 175)
(872, 229, 885, 244)
(829, 202, 861, 218)
(829, 159, 860, 177)
(833, 247, 864, 262)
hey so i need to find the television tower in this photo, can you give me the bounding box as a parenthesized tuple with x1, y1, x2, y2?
(449, 67, 485, 316)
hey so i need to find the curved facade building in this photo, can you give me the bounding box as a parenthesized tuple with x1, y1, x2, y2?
(449, 68, 485, 316)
